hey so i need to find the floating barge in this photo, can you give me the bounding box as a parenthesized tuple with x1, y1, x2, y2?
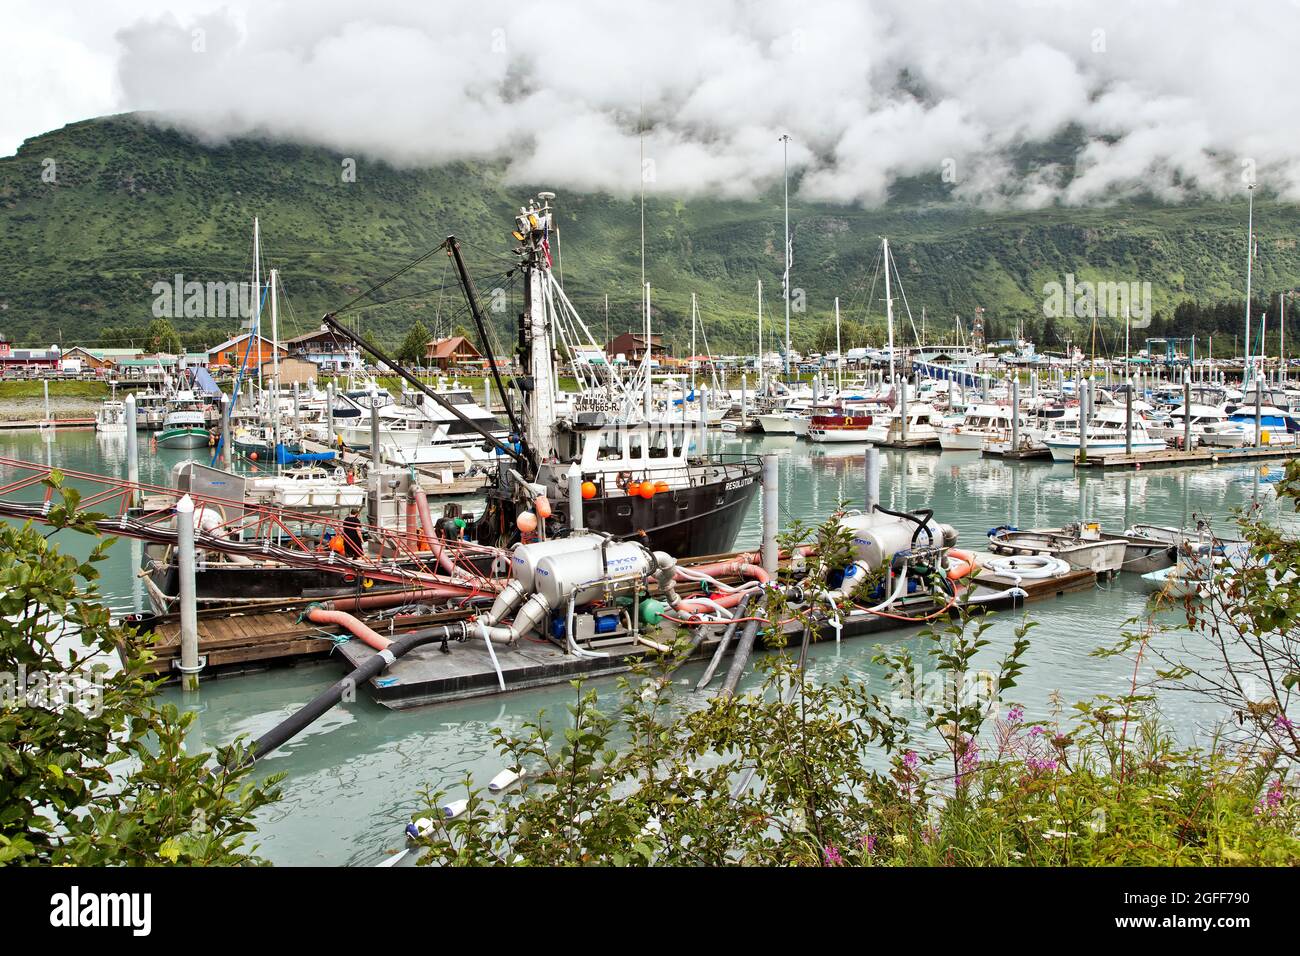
(130, 552, 1095, 707)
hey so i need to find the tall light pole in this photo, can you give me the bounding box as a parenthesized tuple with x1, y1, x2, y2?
(1245, 181, 1256, 385)
(780, 134, 792, 381)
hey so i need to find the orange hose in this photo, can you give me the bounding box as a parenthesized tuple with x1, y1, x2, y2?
(307, 607, 391, 650)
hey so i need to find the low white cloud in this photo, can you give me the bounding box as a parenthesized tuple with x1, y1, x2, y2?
(5, 0, 1300, 206)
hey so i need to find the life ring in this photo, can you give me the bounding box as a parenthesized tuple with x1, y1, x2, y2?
(945, 548, 977, 581)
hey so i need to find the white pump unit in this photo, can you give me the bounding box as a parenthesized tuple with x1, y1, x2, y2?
(838, 510, 954, 568)
(475, 534, 657, 644)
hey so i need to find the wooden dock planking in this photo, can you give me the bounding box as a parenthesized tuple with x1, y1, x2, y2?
(136, 607, 336, 677)
(1077, 443, 1300, 471)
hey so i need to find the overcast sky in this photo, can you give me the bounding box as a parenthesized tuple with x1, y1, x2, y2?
(4, 0, 1298, 206)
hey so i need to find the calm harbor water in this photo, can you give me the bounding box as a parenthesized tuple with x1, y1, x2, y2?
(2, 427, 1294, 865)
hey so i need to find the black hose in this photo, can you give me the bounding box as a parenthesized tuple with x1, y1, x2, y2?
(719, 615, 764, 699)
(246, 623, 464, 763)
(872, 503, 936, 547)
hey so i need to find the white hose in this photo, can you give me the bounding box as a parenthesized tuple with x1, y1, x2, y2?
(982, 554, 1070, 581)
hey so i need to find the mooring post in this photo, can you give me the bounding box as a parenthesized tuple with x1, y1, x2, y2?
(865, 444, 881, 512)
(175, 494, 202, 692)
(220, 393, 232, 466)
(567, 462, 584, 532)
(1125, 377, 1134, 455)
(124, 392, 139, 506)
(899, 374, 909, 444)
(1183, 372, 1192, 451)
(761, 453, 779, 574)
(1255, 376, 1263, 448)
(1011, 377, 1021, 454)
(698, 384, 708, 431)
(326, 379, 336, 442)
(1078, 378, 1089, 465)
(740, 373, 748, 429)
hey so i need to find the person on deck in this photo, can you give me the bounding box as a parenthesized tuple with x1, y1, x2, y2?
(341, 508, 366, 558)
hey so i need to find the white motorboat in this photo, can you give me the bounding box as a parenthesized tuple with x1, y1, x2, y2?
(247, 467, 367, 510)
(1044, 406, 1166, 461)
(938, 402, 1019, 451)
(95, 400, 128, 434)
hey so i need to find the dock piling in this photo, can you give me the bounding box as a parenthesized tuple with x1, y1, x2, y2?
(220, 393, 231, 466)
(1125, 378, 1133, 456)
(175, 494, 202, 692)
(740, 373, 748, 429)
(1011, 377, 1020, 454)
(1183, 373, 1192, 451)
(124, 392, 139, 505)
(1078, 378, 1089, 464)
(761, 453, 779, 574)
(1255, 377, 1263, 448)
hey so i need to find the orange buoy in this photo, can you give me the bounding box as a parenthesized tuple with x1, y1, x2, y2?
(516, 510, 538, 533)
(329, 534, 345, 554)
(640, 481, 656, 499)
(249, 451, 258, 461)
(580, 481, 597, 500)
(654, 480, 669, 494)
(535, 495, 553, 519)
(627, 480, 642, 497)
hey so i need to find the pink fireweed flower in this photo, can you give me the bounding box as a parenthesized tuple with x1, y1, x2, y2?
(823, 844, 843, 866)
(1256, 779, 1285, 817)
(903, 750, 919, 770)
(1007, 705, 1024, 724)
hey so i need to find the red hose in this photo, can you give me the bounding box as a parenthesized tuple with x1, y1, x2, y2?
(307, 607, 391, 650)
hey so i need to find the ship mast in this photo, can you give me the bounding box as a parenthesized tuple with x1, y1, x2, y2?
(520, 194, 559, 461)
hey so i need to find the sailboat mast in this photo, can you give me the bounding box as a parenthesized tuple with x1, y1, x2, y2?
(644, 282, 655, 421)
(270, 267, 280, 471)
(1245, 182, 1256, 384)
(883, 237, 895, 384)
(757, 280, 764, 391)
(780, 134, 792, 380)
(690, 292, 697, 393)
(253, 217, 262, 401)
(834, 296, 842, 393)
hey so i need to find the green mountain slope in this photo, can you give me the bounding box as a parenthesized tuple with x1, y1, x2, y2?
(2, 114, 1298, 354)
